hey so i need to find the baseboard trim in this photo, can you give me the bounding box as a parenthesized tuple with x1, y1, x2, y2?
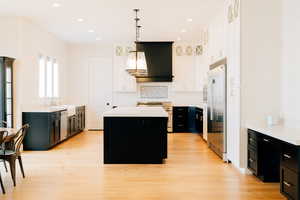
(235, 167, 252, 174)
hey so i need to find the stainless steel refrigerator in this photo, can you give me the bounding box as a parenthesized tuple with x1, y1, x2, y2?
(207, 59, 227, 161)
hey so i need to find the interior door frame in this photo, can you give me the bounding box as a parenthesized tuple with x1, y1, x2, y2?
(87, 57, 114, 131)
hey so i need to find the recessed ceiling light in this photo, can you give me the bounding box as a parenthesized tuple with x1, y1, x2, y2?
(52, 2, 61, 7)
(96, 37, 101, 41)
(187, 18, 193, 22)
(181, 29, 187, 33)
(88, 29, 95, 33)
(177, 37, 182, 41)
(77, 18, 84, 22)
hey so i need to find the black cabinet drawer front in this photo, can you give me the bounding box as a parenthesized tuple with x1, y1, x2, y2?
(173, 107, 188, 115)
(248, 129, 258, 140)
(281, 167, 299, 200)
(174, 114, 186, 119)
(248, 148, 258, 174)
(174, 123, 187, 129)
(173, 118, 187, 124)
(248, 148, 257, 160)
(281, 143, 299, 172)
(248, 157, 258, 175)
(248, 136, 257, 149)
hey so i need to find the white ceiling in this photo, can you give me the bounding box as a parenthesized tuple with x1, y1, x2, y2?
(0, 0, 224, 44)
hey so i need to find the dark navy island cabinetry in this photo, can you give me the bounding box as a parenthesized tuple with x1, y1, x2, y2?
(103, 107, 168, 164)
(248, 128, 300, 200)
(22, 106, 85, 150)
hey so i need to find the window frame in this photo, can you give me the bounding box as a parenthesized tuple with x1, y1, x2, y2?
(39, 55, 59, 99)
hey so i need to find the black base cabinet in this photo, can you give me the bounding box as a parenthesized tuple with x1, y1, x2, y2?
(23, 106, 85, 151)
(23, 111, 61, 150)
(281, 166, 300, 200)
(248, 129, 300, 200)
(247, 129, 281, 182)
(173, 106, 203, 133)
(68, 106, 86, 137)
(104, 117, 168, 164)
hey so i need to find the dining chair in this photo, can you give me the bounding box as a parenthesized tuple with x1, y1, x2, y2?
(0, 131, 8, 194)
(0, 124, 30, 187)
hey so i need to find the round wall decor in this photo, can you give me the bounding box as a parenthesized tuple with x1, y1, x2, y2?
(176, 46, 183, 56)
(116, 46, 123, 56)
(186, 46, 193, 56)
(196, 45, 203, 56)
(125, 46, 133, 56)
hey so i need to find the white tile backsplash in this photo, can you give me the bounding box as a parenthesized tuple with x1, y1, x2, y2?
(140, 86, 169, 99)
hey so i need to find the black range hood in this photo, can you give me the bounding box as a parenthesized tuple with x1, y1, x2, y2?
(135, 41, 174, 83)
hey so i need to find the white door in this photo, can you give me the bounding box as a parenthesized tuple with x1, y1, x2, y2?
(88, 58, 113, 130)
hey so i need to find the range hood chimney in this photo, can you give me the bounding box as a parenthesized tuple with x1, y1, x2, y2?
(125, 9, 174, 82)
(134, 41, 174, 82)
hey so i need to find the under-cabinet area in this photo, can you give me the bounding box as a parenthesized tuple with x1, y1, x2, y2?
(22, 106, 85, 150)
(247, 128, 300, 200)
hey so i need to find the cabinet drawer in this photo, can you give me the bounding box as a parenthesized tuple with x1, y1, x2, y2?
(281, 167, 299, 200)
(248, 148, 258, 174)
(173, 107, 188, 115)
(248, 129, 258, 140)
(174, 123, 186, 129)
(281, 143, 299, 172)
(248, 129, 258, 149)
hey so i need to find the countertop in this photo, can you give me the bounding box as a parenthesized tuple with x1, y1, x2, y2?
(173, 104, 206, 109)
(247, 121, 300, 146)
(22, 105, 84, 113)
(103, 107, 168, 117)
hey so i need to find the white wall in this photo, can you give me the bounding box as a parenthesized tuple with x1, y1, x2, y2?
(0, 17, 20, 58)
(281, 0, 300, 128)
(0, 17, 68, 128)
(240, 0, 282, 169)
(66, 43, 113, 105)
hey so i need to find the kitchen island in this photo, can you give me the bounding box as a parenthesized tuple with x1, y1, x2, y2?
(103, 107, 168, 164)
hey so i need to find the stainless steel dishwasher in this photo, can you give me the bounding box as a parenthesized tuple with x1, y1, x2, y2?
(60, 110, 68, 141)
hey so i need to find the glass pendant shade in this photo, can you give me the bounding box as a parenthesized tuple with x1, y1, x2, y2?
(126, 51, 147, 70)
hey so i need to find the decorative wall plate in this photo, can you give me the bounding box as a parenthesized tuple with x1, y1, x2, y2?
(228, 5, 234, 24)
(125, 46, 133, 56)
(196, 45, 203, 56)
(203, 30, 208, 45)
(234, 0, 239, 18)
(176, 46, 183, 56)
(116, 46, 123, 56)
(186, 46, 193, 56)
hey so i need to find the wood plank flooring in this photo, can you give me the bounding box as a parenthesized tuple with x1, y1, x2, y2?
(0, 131, 284, 200)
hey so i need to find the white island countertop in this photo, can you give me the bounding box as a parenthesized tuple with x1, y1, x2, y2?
(247, 122, 300, 146)
(103, 107, 168, 117)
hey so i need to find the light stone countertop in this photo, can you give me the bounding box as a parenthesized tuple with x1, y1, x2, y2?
(247, 121, 300, 146)
(103, 107, 168, 117)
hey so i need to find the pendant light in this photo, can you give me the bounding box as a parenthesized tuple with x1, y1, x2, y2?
(126, 9, 147, 76)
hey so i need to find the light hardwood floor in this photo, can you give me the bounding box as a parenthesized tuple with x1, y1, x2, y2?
(0, 131, 284, 200)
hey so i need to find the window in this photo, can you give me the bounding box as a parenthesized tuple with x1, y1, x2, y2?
(39, 56, 59, 98)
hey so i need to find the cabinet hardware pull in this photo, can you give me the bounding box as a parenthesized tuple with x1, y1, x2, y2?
(283, 181, 292, 187)
(263, 139, 270, 142)
(284, 154, 292, 159)
(249, 158, 254, 162)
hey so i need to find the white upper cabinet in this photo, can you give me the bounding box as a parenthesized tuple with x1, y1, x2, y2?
(172, 43, 208, 92)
